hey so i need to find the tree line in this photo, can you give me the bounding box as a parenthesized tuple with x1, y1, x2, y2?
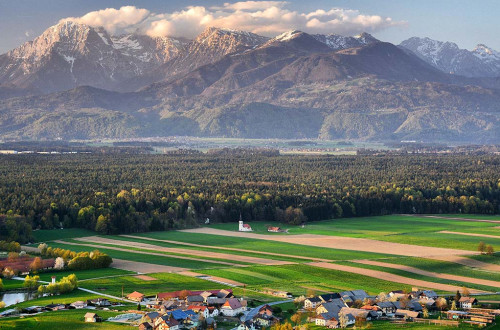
(0, 153, 498, 237)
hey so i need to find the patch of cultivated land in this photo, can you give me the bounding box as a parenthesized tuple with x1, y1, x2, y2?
(409, 215, 500, 223)
(431, 256, 500, 272)
(47, 241, 229, 269)
(351, 259, 500, 289)
(180, 228, 476, 257)
(120, 234, 329, 262)
(74, 236, 293, 266)
(438, 230, 500, 239)
(201, 264, 415, 295)
(55, 239, 237, 266)
(110, 258, 187, 273)
(307, 262, 487, 293)
(133, 231, 395, 260)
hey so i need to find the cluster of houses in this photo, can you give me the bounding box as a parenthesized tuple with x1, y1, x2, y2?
(303, 288, 489, 328)
(127, 289, 248, 329)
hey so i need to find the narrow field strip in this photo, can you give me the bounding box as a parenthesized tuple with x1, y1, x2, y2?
(120, 234, 330, 262)
(54, 239, 237, 266)
(404, 215, 500, 224)
(177, 271, 245, 287)
(430, 256, 500, 272)
(438, 230, 500, 239)
(352, 259, 500, 288)
(110, 258, 187, 273)
(307, 262, 489, 294)
(181, 228, 476, 257)
(75, 236, 293, 266)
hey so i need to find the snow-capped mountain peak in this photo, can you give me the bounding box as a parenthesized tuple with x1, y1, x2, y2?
(472, 44, 500, 61)
(400, 36, 500, 77)
(312, 32, 379, 51)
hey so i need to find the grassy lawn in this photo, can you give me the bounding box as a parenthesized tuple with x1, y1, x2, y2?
(33, 229, 96, 242)
(0, 309, 130, 329)
(202, 264, 413, 296)
(46, 241, 230, 269)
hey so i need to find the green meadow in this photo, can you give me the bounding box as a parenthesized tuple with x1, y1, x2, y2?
(202, 264, 414, 296)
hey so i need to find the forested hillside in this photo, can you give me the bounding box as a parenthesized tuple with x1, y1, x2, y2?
(0, 153, 498, 242)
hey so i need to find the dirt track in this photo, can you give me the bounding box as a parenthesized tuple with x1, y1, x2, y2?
(308, 262, 488, 294)
(180, 228, 476, 257)
(74, 236, 292, 266)
(439, 231, 500, 239)
(110, 258, 187, 273)
(352, 259, 500, 288)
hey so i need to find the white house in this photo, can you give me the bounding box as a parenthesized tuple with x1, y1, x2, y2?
(221, 298, 245, 316)
(459, 297, 477, 309)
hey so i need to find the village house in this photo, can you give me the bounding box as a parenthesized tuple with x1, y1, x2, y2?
(70, 301, 87, 309)
(395, 309, 420, 320)
(154, 316, 180, 330)
(220, 298, 245, 316)
(340, 290, 370, 305)
(45, 303, 66, 311)
(304, 297, 323, 309)
(139, 322, 153, 330)
(88, 298, 111, 307)
(376, 301, 400, 316)
(84, 312, 101, 323)
(127, 291, 145, 302)
(314, 312, 339, 328)
(141, 311, 160, 325)
(459, 297, 478, 309)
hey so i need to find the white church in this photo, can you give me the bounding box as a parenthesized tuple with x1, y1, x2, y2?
(238, 220, 253, 232)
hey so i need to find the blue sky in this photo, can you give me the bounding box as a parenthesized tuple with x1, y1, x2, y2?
(1, 0, 499, 53)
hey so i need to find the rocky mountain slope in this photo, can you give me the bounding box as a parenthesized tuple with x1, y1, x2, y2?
(0, 21, 187, 93)
(400, 37, 500, 78)
(0, 30, 498, 143)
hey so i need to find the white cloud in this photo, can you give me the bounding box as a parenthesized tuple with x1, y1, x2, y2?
(62, 2, 405, 39)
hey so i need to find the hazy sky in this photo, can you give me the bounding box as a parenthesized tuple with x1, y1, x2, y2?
(1, 0, 499, 54)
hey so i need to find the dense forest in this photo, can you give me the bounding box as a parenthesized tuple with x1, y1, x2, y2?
(0, 152, 499, 242)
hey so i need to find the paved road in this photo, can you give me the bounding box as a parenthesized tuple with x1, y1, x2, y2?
(243, 299, 293, 322)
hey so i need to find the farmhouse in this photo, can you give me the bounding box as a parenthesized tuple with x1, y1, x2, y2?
(304, 297, 322, 309)
(459, 297, 478, 309)
(376, 301, 400, 315)
(84, 312, 101, 323)
(88, 298, 111, 307)
(127, 291, 145, 302)
(155, 316, 180, 330)
(220, 298, 245, 316)
(70, 301, 87, 309)
(139, 322, 153, 330)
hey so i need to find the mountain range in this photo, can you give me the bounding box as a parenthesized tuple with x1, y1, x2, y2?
(0, 21, 499, 143)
